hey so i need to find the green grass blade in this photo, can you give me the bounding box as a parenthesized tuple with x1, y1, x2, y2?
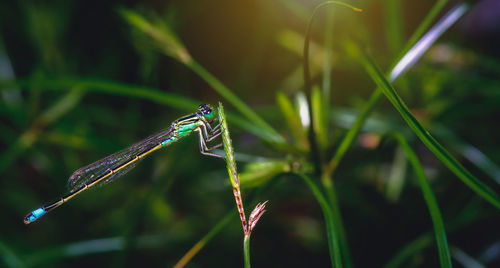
(385, 199, 483, 268)
(0, 77, 277, 145)
(120, 9, 285, 145)
(189, 61, 285, 145)
(219, 102, 241, 190)
(0, 77, 199, 110)
(383, 0, 404, 55)
(325, 1, 461, 175)
(394, 133, 451, 267)
(312, 86, 328, 150)
(219, 102, 253, 266)
(450, 246, 485, 268)
(322, 7, 334, 130)
(303, 1, 362, 172)
(243, 235, 251, 268)
(173, 213, 233, 268)
(0, 88, 84, 174)
(294, 173, 342, 268)
(432, 124, 500, 184)
(23, 234, 179, 266)
(356, 50, 500, 210)
(384, 234, 434, 268)
(320, 172, 352, 268)
(391, 0, 449, 71)
(119, 8, 191, 64)
(385, 145, 408, 202)
(0, 240, 26, 268)
(276, 91, 309, 151)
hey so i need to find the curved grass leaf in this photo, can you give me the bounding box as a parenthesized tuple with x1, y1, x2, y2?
(394, 133, 451, 267)
(303, 1, 361, 173)
(355, 49, 500, 210)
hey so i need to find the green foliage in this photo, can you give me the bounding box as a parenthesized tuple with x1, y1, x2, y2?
(0, 0, 498, 267)
(395, 133, 451, 268)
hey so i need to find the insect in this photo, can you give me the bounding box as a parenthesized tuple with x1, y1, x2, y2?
(24, 104, 222, 224)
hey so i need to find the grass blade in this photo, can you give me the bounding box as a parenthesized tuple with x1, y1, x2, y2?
(303, 1, 362, 173)
(0, 240, 26, 268)
(0, 77, 199, 111)
(389, 3, 468, 80)
(219, 102, 268, 267)
(325, 1, 463, 175)
(0, 77, 277, 146)
(294, 173, 342, 268)
(383, 0, 404, 55)
(355, 48, 500, 210)
(395, 133, 452, 267)
(276, 91, 309, 151)
(173, 213, 233, 268)
(218, 102, 248, 233)
(119, 9, 285, 145)
(312, 86, 328, 150)
(189, 61, 285, 145)
(0, 88, 84, 174)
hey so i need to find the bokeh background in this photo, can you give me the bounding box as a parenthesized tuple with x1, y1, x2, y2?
(1, 0, 499, 267)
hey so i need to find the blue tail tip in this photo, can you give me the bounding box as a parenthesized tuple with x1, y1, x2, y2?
(24, 207, 45, 225)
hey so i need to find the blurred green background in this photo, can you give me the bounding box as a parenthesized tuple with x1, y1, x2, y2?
(1, 0, 499, 267)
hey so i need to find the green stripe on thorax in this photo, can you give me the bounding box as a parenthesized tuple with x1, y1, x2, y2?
(161, 113, 205, 147)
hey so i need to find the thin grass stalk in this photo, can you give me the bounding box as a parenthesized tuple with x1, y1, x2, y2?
(303, 1, 362, 174)
(322, 7, 334, 126)
(243, 233, 251, 268)
(219, 101, 251, 266)
(174, 177, 277, 268)
(394, 133, 452, 267)
(219, 103, 268, 267)
(218, 102, 248, 233)
(304, 3, 361, 266)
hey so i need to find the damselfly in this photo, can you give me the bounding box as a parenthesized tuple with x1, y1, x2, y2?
(24, 104, 222, 224)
